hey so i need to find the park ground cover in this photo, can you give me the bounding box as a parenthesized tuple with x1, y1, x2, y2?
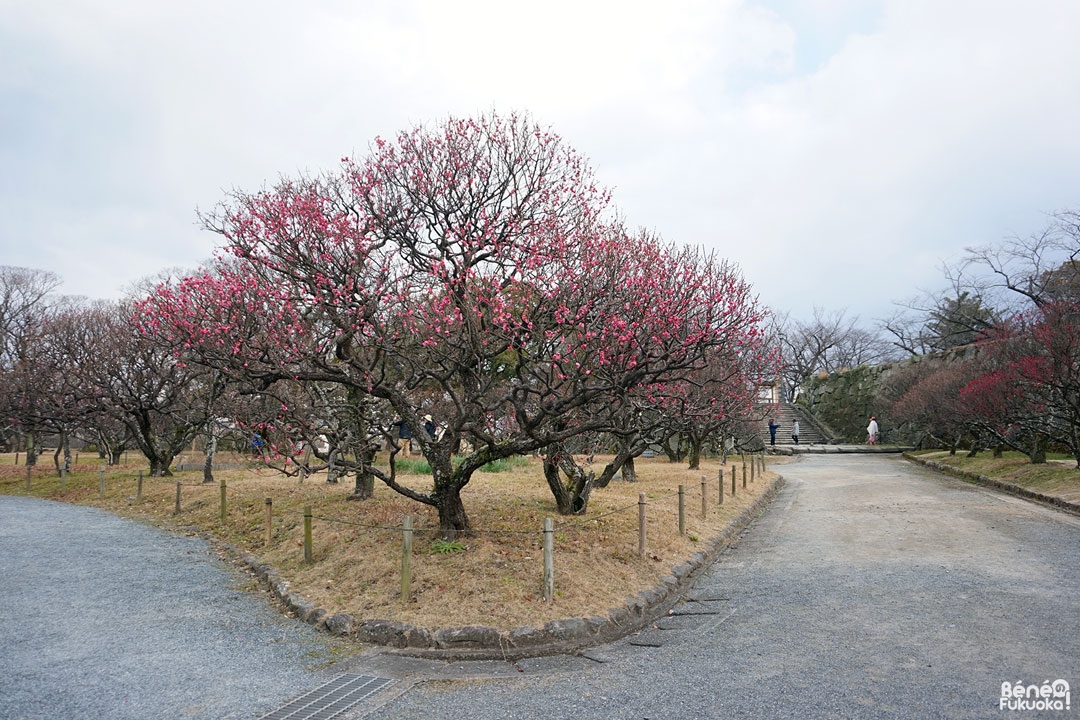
(909, 450, 1080, 504)
(0, 452, 778, 632)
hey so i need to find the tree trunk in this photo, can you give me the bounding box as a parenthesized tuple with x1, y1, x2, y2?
(148, 448, 175, 477)
(202, 429, 218, 484)
(349, 445, 377, 500)
(687, 435, 703, 470)
(543, 447, 593, 515)
(1030, 434, 1047, 464)
(25, 432, 38, 466)
(595, 438, 638, 488)
(433, 484, 471, 538)
(62, 433, 71, 473)
(326, 448, 340, 484)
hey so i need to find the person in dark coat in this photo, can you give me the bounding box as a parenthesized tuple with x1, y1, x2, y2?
(768, 418, 780, 446)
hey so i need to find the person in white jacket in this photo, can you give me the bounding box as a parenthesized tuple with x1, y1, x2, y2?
(867, 416, 879, 445)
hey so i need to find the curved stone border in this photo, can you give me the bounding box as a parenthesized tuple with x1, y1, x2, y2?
(235, 475, 785, 661)
(905, 452, 1080, 517)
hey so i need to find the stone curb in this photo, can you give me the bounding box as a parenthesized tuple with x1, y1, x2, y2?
(904, 452, 1080, 517)
(237, 474, 786, 661)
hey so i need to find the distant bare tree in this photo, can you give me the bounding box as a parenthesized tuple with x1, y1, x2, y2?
(0, 266, 62, 460)
(775, 307, 896, 400)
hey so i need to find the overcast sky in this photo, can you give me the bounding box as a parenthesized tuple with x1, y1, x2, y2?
(2, 0, 1079, 323)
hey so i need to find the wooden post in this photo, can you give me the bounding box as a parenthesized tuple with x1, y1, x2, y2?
(543, 517, 554, 602)
(303, 506, 313, 563)
(14, 452, 18, 465)
(638, 493, 647, 557)
(678, 485, 685, 536)
(219, 476, 227, 523)
(61, 467, 67, 495)
(174, 482, 182, 514)
(264, 497, 273, 546)
(751, 457, 755, 483)
(731, 466, 736, 496)
(136, 471, 143, 503)
(700, 476, 708, 518)
(99, 467, 105, 499)
(742, 463, 747, 489)
(718, 467, 724, 505)
(25, 464, 30, 491)
(400, 515, 412, 603)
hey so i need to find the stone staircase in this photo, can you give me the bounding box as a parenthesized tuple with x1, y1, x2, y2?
(756, 402, 832, 446)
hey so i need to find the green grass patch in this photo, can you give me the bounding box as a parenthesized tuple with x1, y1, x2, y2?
(392, 458, 431, 475)
(429, 538, 465, 554)
(479, 456, 531, 473)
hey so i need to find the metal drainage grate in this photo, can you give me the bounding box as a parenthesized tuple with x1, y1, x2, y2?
(258, 673, 397, 720)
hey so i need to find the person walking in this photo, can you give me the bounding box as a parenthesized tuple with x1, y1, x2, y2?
(768, 418, 780, 446)
(867, 416, 879, 445)
(791, 419, 800, 445)
(393, 419, 412, 456)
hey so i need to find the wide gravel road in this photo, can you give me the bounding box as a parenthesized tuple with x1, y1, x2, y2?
(357, 454, 1080, 719)
(0, 495, 345, 720)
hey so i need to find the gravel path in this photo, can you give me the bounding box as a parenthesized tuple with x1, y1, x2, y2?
(354, 454, 1080, 719)
(0, 495, 345, 720)
(4, 455, 1079, 719)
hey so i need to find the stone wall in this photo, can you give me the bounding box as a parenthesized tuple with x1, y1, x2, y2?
(799, 345, 980, 444)
(800, 365, 891, 443)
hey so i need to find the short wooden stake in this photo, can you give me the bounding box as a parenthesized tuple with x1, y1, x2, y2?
(174, 482, 182, 514)
(718, 467, 724, 505)
(700, 476, 708, 518)
(543, 517, 554, 602)
(303, 506, 313, 563)
(751, 458, 755, 483)
(638, 492, 647, 557)
(264, 497, 273, 546)
(219, 476, 227, 523)
(742, 463, 747, 489)
(99, 467, 105, 498)
(14, 452, 19, 465)
(731, 466, 736, 496)
(400, 515, 412, 603)
(678, 485, 686, 536)
(136, 471, 143, 503)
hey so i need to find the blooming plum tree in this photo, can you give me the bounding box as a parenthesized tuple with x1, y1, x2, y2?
(143, 113, 771, 534)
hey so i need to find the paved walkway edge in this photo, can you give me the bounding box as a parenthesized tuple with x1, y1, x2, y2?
(234, 475, 786, 661)
(904, 452, 1080, 517)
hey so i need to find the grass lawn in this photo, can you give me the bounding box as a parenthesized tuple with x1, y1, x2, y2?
(909, 449, 1080, 504)
(0, 450, 778, 632)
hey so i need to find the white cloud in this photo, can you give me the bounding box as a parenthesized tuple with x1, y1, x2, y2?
(2, 0, 1079, 323)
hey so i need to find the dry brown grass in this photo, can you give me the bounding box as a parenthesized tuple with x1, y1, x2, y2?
(0, 451, 777, 631)
(914, 450, 1080, 503)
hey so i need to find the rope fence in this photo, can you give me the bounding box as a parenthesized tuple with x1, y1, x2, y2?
(4, 451, 771, 606)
